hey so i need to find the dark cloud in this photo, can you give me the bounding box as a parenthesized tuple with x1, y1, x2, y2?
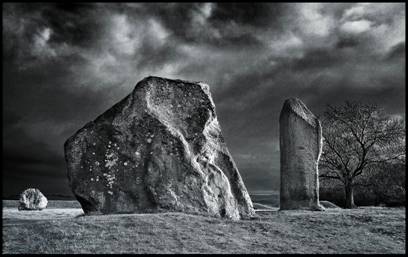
(210, 3, 286, 27)
(141, 3, 286, 47)
(2, 3, 405, 198)
(385, 42, 405, 61)
(336, 36, 361, 49)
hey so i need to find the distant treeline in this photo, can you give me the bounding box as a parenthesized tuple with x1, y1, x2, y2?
(320, 163, 406, 208)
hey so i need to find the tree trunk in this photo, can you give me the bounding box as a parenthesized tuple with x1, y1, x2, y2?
(344, 181, 356, 208)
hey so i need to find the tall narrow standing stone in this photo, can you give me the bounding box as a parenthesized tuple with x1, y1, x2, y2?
(279, 98, 324, 211)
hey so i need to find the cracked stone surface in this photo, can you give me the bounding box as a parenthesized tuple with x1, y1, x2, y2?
(64, 76, 254, 220)
(279, 98, 324, 211)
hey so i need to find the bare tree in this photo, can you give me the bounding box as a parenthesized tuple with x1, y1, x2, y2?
(319, 101, 405, 208)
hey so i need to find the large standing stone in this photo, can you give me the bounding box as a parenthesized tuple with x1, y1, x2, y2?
(279, 98, 324, 211)
(18, 188, 48, 210)
(64, 76, 254, 220)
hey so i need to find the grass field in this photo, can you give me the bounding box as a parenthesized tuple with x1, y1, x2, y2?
(2, 200, 405, 254)
(2, 200, 81, 209)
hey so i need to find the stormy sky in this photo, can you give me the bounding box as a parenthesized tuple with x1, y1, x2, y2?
(2, 3, 405, 198)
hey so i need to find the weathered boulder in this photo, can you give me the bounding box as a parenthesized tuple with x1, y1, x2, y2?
(279, 98, 324, 211)
(64, 76, 254, 220)
(18, 188, 48, 210)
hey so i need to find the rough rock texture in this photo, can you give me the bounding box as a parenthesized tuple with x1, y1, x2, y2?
(279, 98, 324, 211)
(64, 76, 254, 220)
(18, 188, 48, 211)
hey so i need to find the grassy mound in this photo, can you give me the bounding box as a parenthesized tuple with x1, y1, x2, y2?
(2, 204, 405, 254)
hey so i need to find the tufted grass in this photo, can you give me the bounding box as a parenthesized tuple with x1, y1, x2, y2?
(2, 201, 405, 254)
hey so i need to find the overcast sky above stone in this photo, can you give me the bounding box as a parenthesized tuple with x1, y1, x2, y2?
(2, 3, 405, 197)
